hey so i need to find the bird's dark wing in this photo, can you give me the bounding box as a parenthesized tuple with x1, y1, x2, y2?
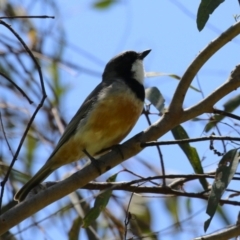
(47, 81, 109, 160)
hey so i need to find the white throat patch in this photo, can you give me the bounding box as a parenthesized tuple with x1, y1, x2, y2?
(131, 59, 145, 84)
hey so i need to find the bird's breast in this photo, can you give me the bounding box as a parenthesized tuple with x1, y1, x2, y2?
(75, 81, 144, 155)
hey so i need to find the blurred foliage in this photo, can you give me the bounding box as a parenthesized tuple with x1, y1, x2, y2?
(93, 0, 118, 9)
(0, 1, 240, 240)
(82, 174, 118, 228)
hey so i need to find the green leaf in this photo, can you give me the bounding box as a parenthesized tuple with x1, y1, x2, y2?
(188, 84, 201, 92)
(197, 0, 225, 31)
(204, 149, 239, 231)
(164, 197, 179, 227)
(82, 173, 118, 228)
(107, 173, 118, 182)
(93, 0, 117, 9)
(26, 134, 36, 165)
(68, 216, 82, 240)
(205, 94, 240, 132)
(129, 196, 153, 236)
(145, 87, 165, 113)
(145, 71, 181, 80)
(204, 115, 222, 132)
(0, 161, 30, 184)
(48, 61, 67, 106)
(185, 198, 192, 215)
(145, 72, 200, 92)
(172, 125, 209, 190)
(68, 192, 98, 239)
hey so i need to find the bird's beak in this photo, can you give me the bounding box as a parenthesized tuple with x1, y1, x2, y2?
(138, 49, 151, 60)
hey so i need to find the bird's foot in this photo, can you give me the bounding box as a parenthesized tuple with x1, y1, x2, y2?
(111, 144, 124, 159)
(83, 149, 102, 174)
(98, 144, 124, 159)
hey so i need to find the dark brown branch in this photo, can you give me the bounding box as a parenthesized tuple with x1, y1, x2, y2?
(213, 108, 240, 121)
(0, 15, 54, 19)
(81, 182, 240, 206)
(42, 172, 240, 190)
(0, 72, 33, 104)
(143, 107, 166, 185)
(141, 135, 240, 147)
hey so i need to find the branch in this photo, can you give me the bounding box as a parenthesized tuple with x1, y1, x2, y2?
(0, 72, 33, 104)
(81, 182, 240, 206)
(0, 15, 54, 19)
(195, 224, 240, 240)
(169, 20, 240, 113)
(213, 108, 240, 121)
(1, 21, 240, 235)
(182, 64, 240, 121)
(141, 135, 240, 147)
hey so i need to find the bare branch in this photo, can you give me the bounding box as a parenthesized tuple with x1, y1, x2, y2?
(0, 15, 54, 19)
(195, 224, 240, 240)
(213, 108, 240, 121)
(141, 135, 240, 147)
(169, 21, 240, 113)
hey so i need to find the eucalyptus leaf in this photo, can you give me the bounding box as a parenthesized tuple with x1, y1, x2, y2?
(204, 149, 239, 231)
(172, 125, 209, 190)
(145, 87, 165, 113)
(197, 0, 225, 31)
(82, 173, 118, 228)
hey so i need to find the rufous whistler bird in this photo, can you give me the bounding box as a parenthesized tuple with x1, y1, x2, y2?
(14, 49, 151, 202)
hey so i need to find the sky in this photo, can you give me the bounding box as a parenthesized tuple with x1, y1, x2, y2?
(59, 0, 240, 178)
(4, 0, 240, 239)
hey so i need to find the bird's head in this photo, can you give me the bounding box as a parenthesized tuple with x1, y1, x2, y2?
(103, 49, 151, 84)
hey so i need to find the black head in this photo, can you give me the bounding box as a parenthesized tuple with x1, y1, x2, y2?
(102, 49, 151, 84)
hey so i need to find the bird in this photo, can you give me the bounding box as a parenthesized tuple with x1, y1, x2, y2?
(14, 49, 151, 202)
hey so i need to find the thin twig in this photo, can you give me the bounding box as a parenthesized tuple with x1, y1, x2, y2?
(141, 135, 240, 148)
(0, 19, 47, 211)
(0, 15, 54, 19)
(123, 169, 160, 186)
(214, 108, 240, 121)
(0, 112, 14, 156)
(81, 181, 240, 206)
(214, 124, 227, 154)
(124, 192, 134, 240)
(143, 107, 166, 186)
(0, 72, 33, 104)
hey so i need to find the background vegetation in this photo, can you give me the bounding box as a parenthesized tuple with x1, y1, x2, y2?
(1, 1, 240, 239)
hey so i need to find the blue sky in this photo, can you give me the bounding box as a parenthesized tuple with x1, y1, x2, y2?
(6, 0, 240, 239)
(59, 0, 240, 172)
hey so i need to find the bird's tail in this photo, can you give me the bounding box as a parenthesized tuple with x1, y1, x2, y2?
(14, 164, 54, 202)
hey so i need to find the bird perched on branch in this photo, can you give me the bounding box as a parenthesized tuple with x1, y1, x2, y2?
(14, 49, 151, 202)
